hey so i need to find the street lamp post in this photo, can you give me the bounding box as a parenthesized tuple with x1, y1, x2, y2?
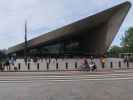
(24, 20, 28, 65)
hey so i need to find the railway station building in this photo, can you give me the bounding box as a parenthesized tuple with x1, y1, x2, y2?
(7, 2, 131, 57)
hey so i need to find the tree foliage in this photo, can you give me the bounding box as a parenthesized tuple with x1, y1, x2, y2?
(121, 27, 133, 53)
(108, 45, 123, 57)
(108, 27, 133, 57)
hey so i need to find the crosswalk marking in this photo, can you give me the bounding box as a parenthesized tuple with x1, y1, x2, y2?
(0, 77, 132, 83)
(0, 72, 132, 83)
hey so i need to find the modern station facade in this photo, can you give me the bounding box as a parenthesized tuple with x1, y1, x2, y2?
(7, 2, 131, 57)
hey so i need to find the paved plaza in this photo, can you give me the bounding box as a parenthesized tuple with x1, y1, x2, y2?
(0, 71, 132, 100)
(0, 58, 132, 100)
(4, 58, 133, 71)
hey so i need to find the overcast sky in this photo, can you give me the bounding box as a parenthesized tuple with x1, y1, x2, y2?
(0, 0, 133, 49)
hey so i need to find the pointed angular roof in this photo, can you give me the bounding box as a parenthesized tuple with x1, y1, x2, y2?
(7, 1, 131, 54)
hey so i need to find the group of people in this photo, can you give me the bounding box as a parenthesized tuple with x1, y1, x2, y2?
(80, 56, 106, 71)
(80, 57, 97, 71)
(0, 55, 107, 71)
(0, 56, 16, 71)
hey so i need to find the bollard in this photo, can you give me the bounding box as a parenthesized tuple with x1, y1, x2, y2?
(14, 66, 16, 71)
(37, 63, 39, 70)
(102, 63, 105, 69)
(1, 64, 4, 71)
(110, 62, 113, 69)
(66, 62, 68, 69)
(46, 62, 49, 70)
(56, 62, 58, 70)
(28, 63, 30, 70)
(75, 62, 77, 69)
(0, 63, 3, 71)
(127, 61, 129, 69)
(9, 65, 10, 71)
(18, 63, 21, 70)
(118, 61, 121, 69)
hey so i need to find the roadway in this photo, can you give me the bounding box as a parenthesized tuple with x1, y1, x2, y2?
(0, 70, 132, 100)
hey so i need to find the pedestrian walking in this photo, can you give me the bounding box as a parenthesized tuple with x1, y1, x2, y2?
(100, 57, 106, 69)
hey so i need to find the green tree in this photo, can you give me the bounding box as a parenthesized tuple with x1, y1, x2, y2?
(121, 27, 133, 53)
(108, 45, 123, 57)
